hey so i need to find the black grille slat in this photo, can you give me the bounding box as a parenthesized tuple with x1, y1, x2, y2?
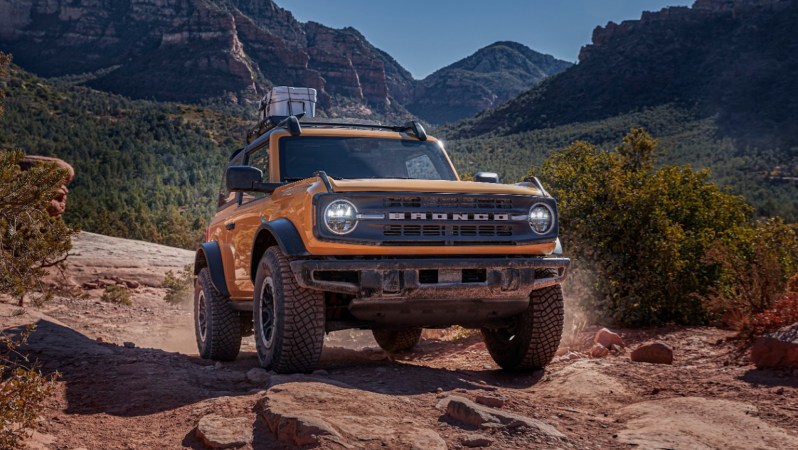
(384, 224, 513, 237)
(384, 196, 513, 210)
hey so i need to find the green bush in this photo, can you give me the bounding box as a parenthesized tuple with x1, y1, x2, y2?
(101, 284, 131, 306)
(163, 264, 194, 304)
(535, 129, 753, 325)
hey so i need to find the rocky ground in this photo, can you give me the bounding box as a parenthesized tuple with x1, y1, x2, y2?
(1, 232, 797, 449)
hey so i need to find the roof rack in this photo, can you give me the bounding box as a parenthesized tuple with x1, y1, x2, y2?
(246, 115, 428, 144)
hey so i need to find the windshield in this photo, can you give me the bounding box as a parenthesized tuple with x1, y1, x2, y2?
(278, 136, 457, 181)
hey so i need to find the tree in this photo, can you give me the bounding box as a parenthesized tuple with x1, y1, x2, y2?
(0, 53, 75, 305)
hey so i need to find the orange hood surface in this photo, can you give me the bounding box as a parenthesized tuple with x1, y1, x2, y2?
(327, 178, 545, 196)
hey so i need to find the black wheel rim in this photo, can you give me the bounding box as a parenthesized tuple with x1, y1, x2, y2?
(260, 277, 276, 349)
(495, 322, 519, 344)
(197, 291, 208, 342)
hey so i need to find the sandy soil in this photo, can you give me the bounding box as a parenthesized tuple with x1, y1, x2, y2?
(1, 232, 797, 449)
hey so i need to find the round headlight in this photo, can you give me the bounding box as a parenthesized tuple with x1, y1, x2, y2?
(528, 203, 554, 234)
(324, 200, 358, 235)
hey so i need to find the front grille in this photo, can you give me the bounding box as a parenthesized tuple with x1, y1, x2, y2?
(316, 192, 556, 246)
(384, 196, 513, 209)
(384, 225, 513, 237)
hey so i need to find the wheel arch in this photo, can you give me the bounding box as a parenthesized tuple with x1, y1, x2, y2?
(194, 242, 230, 297)
(250, 218, 309, 282)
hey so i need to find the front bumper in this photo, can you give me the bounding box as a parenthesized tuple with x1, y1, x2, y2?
(290, 257, 569, 327)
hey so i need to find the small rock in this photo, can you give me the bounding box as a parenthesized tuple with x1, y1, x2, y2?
(611, 344, 625, 355)
(631, 341, 674, 365)
(566, 351, 584, 360)
(96, 337, 104, 343)
(751, 323, 798, 369)
(214, 361, 223, 369)
(590, 343, 609, 358)
(555, 346, 570, 357)
(595, 328, 625, 349)
(123, 341, 135, 349)
(122, 279, 140, 289)
(82, 282, 100, 290)
(475, 395, 506, 408)
(196, 414, 253, 448)
(436, 387, 443, 394)
(462, 433, 494, 447)
(246, 368, 270, 385)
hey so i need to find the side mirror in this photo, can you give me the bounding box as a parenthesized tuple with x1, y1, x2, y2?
(226, 166, 282, 193)
(474, 172, 500, 183)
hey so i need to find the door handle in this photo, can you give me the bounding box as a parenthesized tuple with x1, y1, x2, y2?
(226, 222, 235, 231)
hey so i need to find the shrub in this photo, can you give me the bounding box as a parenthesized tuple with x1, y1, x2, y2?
(701, 218, 798, 322)
(534, 128, 753, 325)
(0, 325, 58, 449)
(101, 284, 131, 306)
(748, 292, 798, 338)
(163, 264, 194, 304)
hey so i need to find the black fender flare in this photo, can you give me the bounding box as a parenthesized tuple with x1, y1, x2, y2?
(250, 218, 309, 281)
(195, 241, 230, 297)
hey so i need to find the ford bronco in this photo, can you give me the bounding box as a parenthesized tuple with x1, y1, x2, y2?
(193, 91, 569, 373)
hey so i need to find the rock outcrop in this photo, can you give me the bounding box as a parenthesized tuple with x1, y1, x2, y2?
(18, 156, 74, 217)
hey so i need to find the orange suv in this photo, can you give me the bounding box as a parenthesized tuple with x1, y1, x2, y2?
(193, 113, 569, 373)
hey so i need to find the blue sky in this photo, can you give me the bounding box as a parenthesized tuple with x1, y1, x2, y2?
(275, 0, 693, 79)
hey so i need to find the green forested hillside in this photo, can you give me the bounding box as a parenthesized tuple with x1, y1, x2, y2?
(0, 65, 249, 248)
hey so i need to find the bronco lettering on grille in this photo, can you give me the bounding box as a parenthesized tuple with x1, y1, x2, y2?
(388, 212, 512, 221)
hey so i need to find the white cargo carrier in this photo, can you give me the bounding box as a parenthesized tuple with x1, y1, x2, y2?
(260, 86, 317, 120)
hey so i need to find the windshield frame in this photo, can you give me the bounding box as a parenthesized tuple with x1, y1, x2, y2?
(275, 134, 458, 182)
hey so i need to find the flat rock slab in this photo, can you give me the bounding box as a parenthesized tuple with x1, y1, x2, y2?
(617, 397, 798, 450)
(196, 414, 253, 449)
(259, 378, 445, 449)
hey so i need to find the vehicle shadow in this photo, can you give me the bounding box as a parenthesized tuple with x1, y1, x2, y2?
(6, 320, 547, 418)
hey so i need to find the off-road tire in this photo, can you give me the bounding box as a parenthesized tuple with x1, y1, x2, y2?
(372, 328, 422, 353)
(194, 268, 242, 361)
(481, 270, 564, 371)
(254, 247, 325, 373)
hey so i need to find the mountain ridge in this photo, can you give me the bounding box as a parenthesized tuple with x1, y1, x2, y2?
(0, 0, 569, 123)
(408, 41, 572, 124)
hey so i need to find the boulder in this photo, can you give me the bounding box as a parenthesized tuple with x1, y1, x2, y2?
(631, 342, 673, 365)
(195, 414, 253, 449)
(594, 328, 625, 349)
(260, 379, 445, 448)
(589, 343, 609, 358)
(437, 396, 565, 439)
(751, 323, 798, 369)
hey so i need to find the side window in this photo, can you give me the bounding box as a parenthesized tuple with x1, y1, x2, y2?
(218, 150, 245, 209)
(242, 144, 270, 204)
(406, 154, 440, 179)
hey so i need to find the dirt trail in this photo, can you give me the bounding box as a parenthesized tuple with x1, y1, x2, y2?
(1, 232, 796, 449)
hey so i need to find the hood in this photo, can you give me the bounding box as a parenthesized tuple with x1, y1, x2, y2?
(328, 178, 544, 196)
